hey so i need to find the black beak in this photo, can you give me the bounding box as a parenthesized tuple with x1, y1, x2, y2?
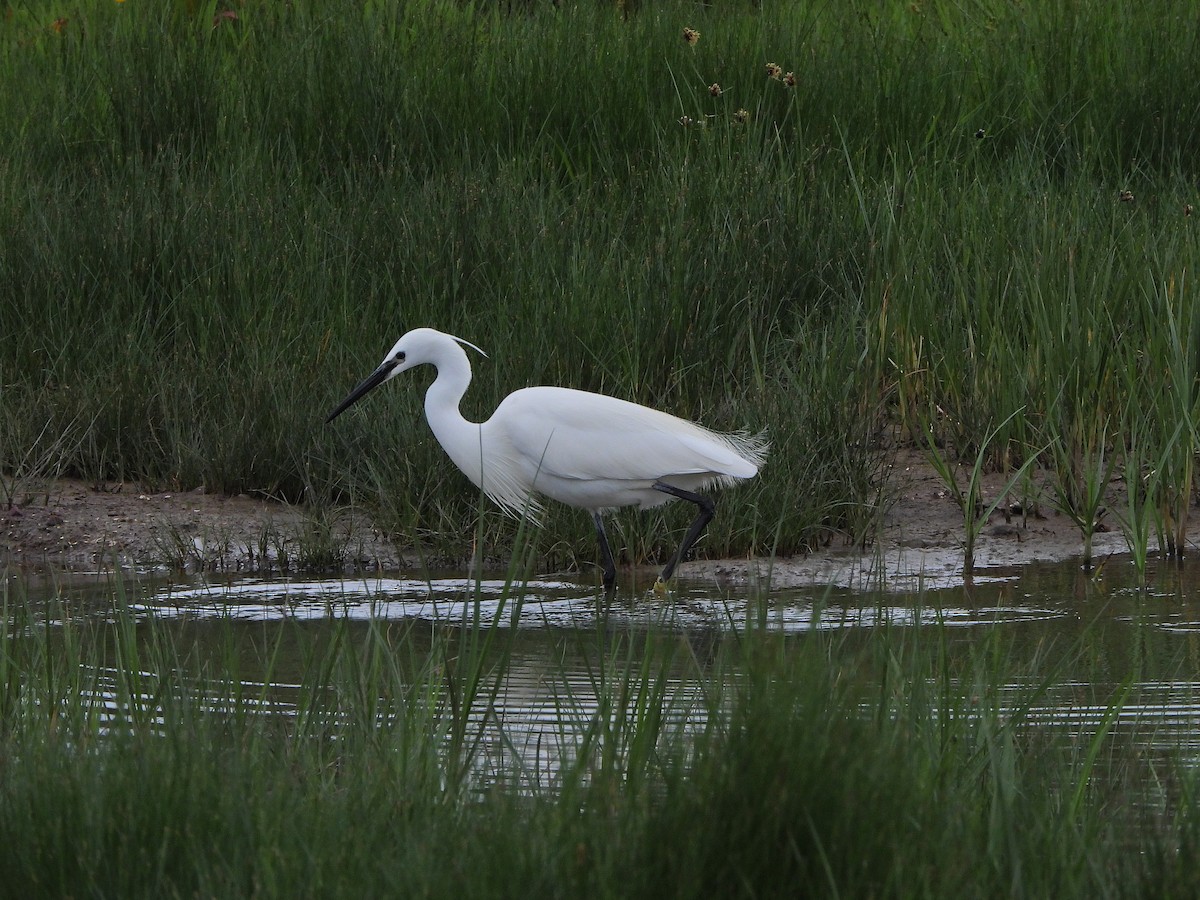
(325, 359, 398, 423)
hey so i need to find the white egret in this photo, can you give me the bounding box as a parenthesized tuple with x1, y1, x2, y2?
(326, 328, 767, 592)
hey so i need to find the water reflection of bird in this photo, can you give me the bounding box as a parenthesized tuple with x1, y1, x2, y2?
(326, 327, 767, 593)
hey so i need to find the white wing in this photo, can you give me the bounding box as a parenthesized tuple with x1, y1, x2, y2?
(490, 387, 765, 486)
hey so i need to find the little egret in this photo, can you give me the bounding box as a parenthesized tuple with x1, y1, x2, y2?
(325, 328, 767, 592)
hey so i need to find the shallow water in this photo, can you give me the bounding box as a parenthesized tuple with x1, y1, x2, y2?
(11, 556, 1200, 785)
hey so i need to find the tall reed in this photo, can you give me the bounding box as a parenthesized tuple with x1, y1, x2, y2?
(3, 0, 1199, 566)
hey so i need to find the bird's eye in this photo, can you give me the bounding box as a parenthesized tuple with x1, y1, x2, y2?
(395, 352, 406, 363)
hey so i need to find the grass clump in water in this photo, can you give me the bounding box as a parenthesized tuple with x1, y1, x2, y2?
(0, 572, 1197, 896)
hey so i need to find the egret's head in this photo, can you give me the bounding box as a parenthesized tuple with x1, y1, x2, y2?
(324, 328, 486, 423)
(387, 328, 485, 375)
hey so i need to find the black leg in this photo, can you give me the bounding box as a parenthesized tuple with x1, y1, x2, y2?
(593, 511, 617, 594)
(652, 481, 716, 584)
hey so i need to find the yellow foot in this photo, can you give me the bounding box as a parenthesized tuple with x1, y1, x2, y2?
(652, 577, 669, 597)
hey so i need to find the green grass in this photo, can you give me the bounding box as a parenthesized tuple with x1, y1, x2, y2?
(2, 0, 1200, 568)
(2, 570, 1200, 897)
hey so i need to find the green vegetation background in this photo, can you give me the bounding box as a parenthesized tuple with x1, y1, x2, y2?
(5, 4, 1200, 894)
(3, 0, 1199, 566)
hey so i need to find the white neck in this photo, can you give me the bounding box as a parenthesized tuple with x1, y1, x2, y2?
(422, 339, 486, 490)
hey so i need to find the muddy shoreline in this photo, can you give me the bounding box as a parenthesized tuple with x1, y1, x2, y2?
(1, 455, 1187, 589)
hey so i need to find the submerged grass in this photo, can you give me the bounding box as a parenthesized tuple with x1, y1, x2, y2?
(3, 0, 1200, 568)
(2, 570, 1200, 896)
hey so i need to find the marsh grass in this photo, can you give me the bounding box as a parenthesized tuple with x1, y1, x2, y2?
(2, 570, 1199, 896)
(3, 0, 1200, 568)
(922, 409, 1044, 576)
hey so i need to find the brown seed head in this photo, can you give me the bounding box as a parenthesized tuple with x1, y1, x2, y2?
(709, 83, 722, 98)
(734, 108, 750, 124)
(765, 62, 783, 80)
(682, 27, 700, 46)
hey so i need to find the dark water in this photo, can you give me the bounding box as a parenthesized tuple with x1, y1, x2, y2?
(11, 557, 1200, 783)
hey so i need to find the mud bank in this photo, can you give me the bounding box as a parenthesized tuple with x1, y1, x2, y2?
(2, 455, 1187, 590)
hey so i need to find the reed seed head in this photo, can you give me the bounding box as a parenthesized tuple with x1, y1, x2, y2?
(765, 62, 783, 80)
(682, 27, 700, 46)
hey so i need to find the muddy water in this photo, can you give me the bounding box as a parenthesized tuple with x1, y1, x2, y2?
(13, 557, 1200, 785)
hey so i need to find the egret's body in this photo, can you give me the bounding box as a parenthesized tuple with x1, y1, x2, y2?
(326, 328, 767, 591)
